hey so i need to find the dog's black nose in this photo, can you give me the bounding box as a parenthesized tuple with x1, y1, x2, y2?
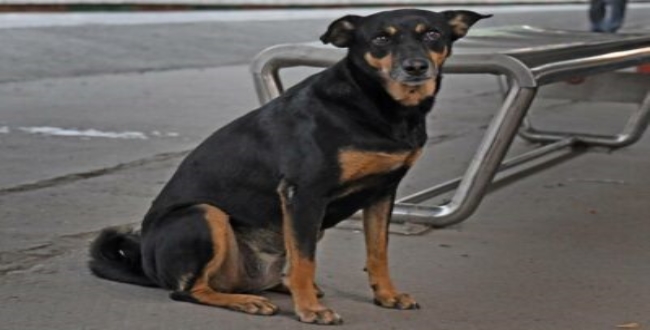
(401, 58, 429, 76)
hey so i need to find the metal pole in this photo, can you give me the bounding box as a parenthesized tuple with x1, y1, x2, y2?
(389, 85, 537, 227)
(397, 137, 576, 204)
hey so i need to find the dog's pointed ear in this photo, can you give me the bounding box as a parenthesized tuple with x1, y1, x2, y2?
(442, 10, 492, 41)
(320, 15, 363, 48)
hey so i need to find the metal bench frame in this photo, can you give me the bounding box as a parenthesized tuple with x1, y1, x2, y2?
(250, 26, 650, 228)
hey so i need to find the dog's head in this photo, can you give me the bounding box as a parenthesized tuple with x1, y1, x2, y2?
(321, 9, 490, 106)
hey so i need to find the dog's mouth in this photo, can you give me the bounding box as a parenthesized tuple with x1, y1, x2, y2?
(389, 68, 436, 87)
(397, 76, 433, 86)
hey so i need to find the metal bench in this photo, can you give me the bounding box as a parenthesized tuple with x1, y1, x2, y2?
(250, 25, 650, 228)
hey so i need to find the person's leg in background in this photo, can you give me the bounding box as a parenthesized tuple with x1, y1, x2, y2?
(589, 0, 606, 32)
(603, 0, 628, 32)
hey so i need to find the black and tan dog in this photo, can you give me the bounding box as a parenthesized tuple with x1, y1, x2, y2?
(89, 9, 489, 325)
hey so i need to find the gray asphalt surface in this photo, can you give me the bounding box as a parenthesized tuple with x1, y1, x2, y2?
(1, 4, 649, 330)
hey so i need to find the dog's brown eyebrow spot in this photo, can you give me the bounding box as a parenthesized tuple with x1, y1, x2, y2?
(385, 26, 397, 35)
(414, 23, 426, 33)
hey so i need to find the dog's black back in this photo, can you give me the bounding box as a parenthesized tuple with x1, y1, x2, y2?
(144, 63, 422, 232)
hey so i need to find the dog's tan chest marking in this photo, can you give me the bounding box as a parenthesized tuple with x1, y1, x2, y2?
(338, 149, 422, 183)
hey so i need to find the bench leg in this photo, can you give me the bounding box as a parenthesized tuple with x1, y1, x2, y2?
(389, 84, 537, 227)
(518, 91, 650, 148)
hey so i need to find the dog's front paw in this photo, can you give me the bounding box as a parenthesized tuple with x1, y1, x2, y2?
(296, 306, 343, 325)
(373, 292, 420, 310)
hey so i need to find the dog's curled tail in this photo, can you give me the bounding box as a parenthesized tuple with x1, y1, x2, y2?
(88, 225, 157, 287)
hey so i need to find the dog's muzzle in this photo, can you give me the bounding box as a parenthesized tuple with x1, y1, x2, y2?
(392, 58, 437, 86)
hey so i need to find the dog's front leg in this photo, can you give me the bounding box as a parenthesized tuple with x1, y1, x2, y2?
(363, 194, 420, 310)
(278, 180, 342, 325)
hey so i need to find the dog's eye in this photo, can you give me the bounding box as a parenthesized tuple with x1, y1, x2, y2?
(372, 34, 391, 46)
(423, 30, 441, 42)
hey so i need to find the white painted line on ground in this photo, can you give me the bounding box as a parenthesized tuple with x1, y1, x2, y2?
(17, 126, 149, 139)
(11, 126, 183, 139)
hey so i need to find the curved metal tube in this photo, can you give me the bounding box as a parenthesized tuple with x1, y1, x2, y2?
(250, 44, 536, 105)
(389, 86, 536, 227)
(532, 47, 650, 85)
(396, 137, 576, 205)
(519, 91, 650, 147)
(249, 27, 650, 228)
(250, 44, 343, 104)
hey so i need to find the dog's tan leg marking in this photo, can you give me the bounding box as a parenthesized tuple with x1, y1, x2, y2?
(363, 197, 419, 310)
(269, 282, 325, 298)
(278, 183, 342, 325)
(185, 204, 278, 316)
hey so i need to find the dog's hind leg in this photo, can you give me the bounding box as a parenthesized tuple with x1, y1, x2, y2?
(171, 282, 278, 315)
(169, 204, 278, 316)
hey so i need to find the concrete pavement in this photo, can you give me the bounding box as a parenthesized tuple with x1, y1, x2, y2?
(1, 7, 650, 330)
(2, 66, 649, 330)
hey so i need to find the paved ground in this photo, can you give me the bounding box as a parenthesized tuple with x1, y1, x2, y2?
(1, 5, 649, 330)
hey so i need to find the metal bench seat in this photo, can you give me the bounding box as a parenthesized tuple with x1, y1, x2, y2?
(250, 26, 650, 228)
